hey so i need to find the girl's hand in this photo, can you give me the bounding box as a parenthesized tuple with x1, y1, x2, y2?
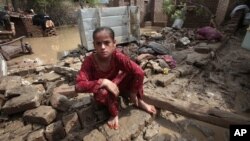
(101, 79, 119, 97)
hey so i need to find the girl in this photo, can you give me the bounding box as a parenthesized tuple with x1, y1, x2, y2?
(75, 26, 156, 130)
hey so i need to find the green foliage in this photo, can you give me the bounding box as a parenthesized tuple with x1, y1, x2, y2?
(86, 0, 99, 7)
(163, 0, 175, 15)
(162, 0, 210, 21)
(163, 0, 187, 20)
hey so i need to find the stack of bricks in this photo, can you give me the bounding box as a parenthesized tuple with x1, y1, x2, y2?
(21, 17, 44, 37)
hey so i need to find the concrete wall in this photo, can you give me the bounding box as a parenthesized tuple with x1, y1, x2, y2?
(215, 0, 237, 25)
(153, 0, 168, 26)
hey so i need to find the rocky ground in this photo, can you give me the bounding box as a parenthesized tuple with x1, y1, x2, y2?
(1, 25, 250, 141)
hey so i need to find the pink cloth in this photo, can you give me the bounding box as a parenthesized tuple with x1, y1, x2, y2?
(161, 55, 176, 69)
(196, 26, 222, 41)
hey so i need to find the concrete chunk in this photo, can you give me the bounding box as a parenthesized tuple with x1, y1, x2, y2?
(23, 106, 57, 125)
(27, 129, 46, 141)
(50, 93, 71, 112)
(0, 76, 22, 93)
(70, 94, 92, 110)
(40, 72, 61, 82)
(77, 104, 97, 129)
(13, 124, 32, 138)
(5, 85, 37, 98)
(83, 129, 106, 141)
(144, 121, 160, 140)
(53, 84, 77, 98)
(175, 65, 194, 77)
(153, 73, 177, 87)
(45, 121, 66, 141)
(99, 107, 153, 140)
(2, 92, 42, 115)
(62, 112, 81, 133)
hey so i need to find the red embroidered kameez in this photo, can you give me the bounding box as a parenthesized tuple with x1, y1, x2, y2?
(75, 50, 144, 117)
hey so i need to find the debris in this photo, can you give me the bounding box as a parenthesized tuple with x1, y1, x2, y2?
(179, 37, 191, 45)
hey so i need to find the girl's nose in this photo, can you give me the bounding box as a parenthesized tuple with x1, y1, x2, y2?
(101, 43, 106, 49)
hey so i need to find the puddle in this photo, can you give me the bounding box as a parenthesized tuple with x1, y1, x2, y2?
(8, 26, 81, 64)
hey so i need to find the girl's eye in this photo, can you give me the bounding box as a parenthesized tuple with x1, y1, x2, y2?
(95, 41, 111, 46)
(104, 41, 111, 45)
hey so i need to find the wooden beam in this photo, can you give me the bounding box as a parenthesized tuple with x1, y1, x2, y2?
(0, 36, 26, 46)
(143, 93, 250, 128)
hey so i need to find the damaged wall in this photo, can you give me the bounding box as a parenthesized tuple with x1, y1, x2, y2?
(215, 0, 238, 25)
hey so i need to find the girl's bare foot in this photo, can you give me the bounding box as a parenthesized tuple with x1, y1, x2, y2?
(107, 115, 119, 130)
(138, 99, 157, 114)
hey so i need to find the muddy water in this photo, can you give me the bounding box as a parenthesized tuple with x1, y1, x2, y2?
(8, 26, 81, 64)
(8, 26, 163, 65)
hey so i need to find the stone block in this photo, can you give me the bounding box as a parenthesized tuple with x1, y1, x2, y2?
(186, 52, 209, 65)
(62, 112, 81, 133)
(83, 129, 106, 141)
(8, 68, 36, 76)
(0, 76, 22, 93)
(50, 93, 71, 112)
(144, 121, 160, 140)
(61, 130, 88, 141)
(1, 120, 24, 134)
(153, 73, 177, 87)
(77, 104, 97, 129)
(53, 66, 78, 78)
(53, 84, 77, 98)
(99, 107, 153, 140)
(13, 124, 33, 137)
(41, 72, 61, 82)
(23, 106, 57, 125)
(175, 65, 194, 77)
(27, 129, 46, 141)
(45, 121, 66, 141)
(45, 80, 65, 94)
(194, 46, 212, 54)
(1, 92, 42, 115)
(35, 66, 46, 72)
(70, 94, 92, 110)
(33, 84, 46, 94)
(5, 85, 37, 98)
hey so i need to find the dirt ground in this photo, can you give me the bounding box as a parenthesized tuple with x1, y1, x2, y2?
(139, 32, 250, 140)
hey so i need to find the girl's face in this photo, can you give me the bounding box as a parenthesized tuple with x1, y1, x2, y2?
(93, 30, 116, 59)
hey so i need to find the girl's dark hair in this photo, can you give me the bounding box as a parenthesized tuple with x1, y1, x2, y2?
(93, 26, 115, 40)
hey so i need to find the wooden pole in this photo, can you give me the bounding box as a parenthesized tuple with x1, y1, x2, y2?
(143, 92, 250, 128)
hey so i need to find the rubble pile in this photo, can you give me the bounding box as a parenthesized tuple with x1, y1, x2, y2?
(2, 25, 250, 141)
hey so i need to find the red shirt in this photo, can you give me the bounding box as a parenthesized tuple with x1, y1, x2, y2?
(75, 50, 144, 95)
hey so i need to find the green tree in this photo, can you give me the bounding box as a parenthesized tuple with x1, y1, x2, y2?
(162, 0, 211, 21)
